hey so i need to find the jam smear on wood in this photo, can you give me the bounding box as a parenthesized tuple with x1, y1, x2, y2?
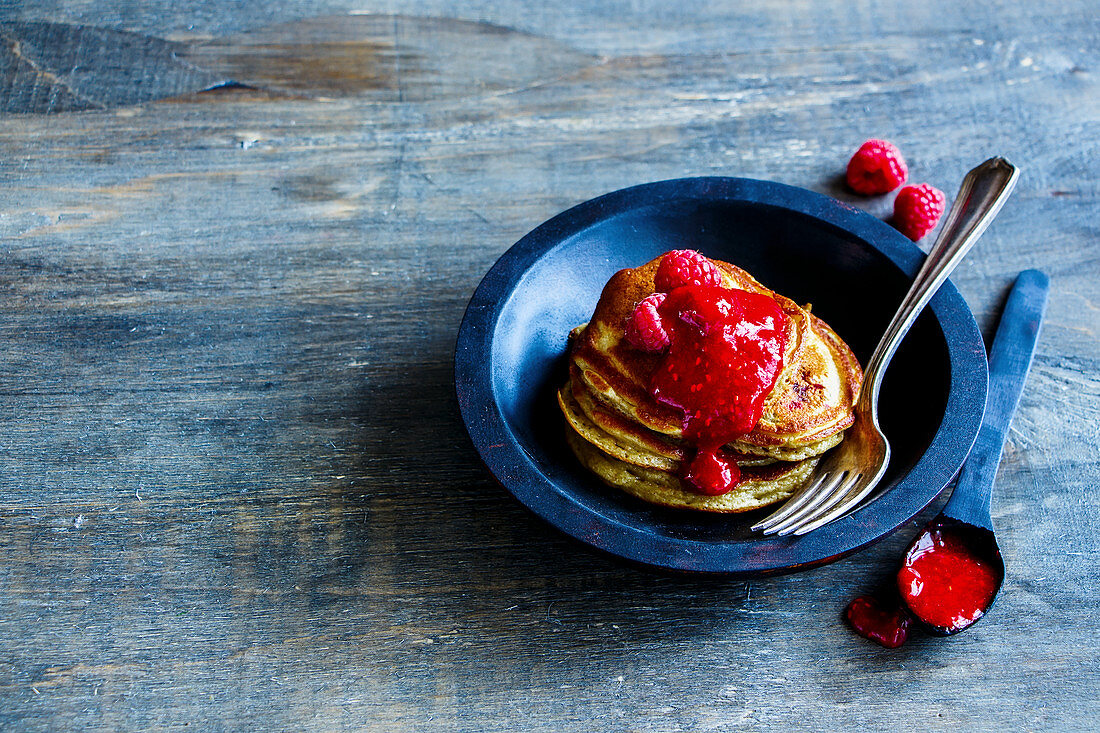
(845, 595, 912, 649)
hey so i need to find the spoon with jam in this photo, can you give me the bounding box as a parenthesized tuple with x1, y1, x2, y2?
(846, 268, 1049, 647)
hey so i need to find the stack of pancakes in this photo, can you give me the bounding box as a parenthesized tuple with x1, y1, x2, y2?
(559, 254, 862, 513)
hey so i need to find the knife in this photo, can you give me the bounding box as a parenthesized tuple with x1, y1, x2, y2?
(941, 268, 1049, 529)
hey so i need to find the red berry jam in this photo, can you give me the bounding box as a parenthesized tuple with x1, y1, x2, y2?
(682, 449, 737, 495)
(844, 595, 912, 649)
(897, 525, 999, 631)
(649, 284, 787, 495)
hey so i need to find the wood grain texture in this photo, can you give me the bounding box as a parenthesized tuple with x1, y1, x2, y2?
(0, 1, 1097, 730)
(0, 21, 227, 113)
(0, 17, 596, 113)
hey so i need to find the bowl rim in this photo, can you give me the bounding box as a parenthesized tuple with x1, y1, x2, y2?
(455, 176, 988, 576)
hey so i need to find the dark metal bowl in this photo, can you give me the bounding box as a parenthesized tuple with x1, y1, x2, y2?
(455, 177, 988, 576)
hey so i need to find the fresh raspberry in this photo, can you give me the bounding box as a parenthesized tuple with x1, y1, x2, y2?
(893, 183, 946, 240)
(846, 139, 908, 195)
(653, 249, 722, 292)
(624, 293, 669, 351)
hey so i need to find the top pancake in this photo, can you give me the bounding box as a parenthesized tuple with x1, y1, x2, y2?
(569, 255, 861, 457)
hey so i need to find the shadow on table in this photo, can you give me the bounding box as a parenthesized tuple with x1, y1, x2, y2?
(303, 348, 919, 681)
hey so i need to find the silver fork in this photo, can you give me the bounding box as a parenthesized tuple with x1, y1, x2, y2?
(752, 157, 1020, 537)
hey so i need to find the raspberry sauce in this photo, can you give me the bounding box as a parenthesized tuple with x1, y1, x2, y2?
(844, 595, 911, 649)
(897, 525, 1000, 631)
(650, 284, 787, 495)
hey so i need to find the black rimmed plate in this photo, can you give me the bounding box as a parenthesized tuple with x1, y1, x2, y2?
(455, 177, 987, 576)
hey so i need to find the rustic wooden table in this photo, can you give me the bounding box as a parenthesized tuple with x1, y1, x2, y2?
(1, 2, 1097, 730)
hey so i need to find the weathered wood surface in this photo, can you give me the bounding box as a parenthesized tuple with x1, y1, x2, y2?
(0, 1, 1097, 730)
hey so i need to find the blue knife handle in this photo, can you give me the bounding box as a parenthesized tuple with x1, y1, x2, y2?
(943, 269, 1049, 529)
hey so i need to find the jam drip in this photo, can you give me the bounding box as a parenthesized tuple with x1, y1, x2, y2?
(650, 285, 788, 495)
(897, 526, 999, 631)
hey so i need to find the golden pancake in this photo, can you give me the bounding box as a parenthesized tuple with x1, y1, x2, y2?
(557, 382, 783, 472)
(565, 427, 820, 514)
(560, 253, 861, 513)
(570, 257, 861, 451)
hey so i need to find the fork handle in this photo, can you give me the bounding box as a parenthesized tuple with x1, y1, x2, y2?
(860, 158, 1020, 414)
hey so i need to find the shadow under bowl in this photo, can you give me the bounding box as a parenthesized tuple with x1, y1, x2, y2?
(456, 177, 988, 576)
